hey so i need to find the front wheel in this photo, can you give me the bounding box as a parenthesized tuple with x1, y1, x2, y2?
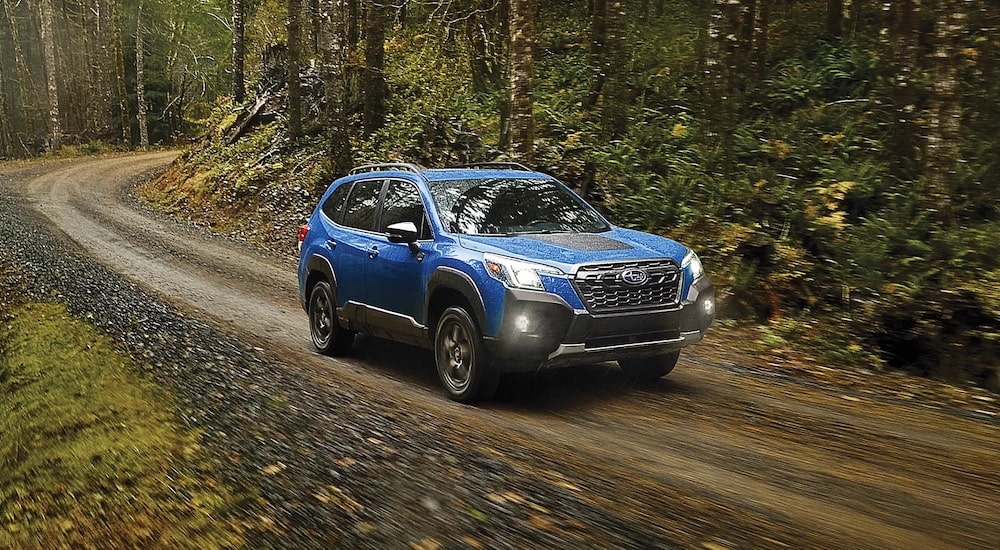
(308, 281, 354, 355)
(434, 307, 499, 403)
(619, 351, 680, 381)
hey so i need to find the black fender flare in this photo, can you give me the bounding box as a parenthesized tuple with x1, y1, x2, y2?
(426, 266, 487, 332)
(302, 254, 337, 311)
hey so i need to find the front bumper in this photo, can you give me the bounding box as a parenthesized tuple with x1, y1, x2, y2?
(485, 276, 715, 372)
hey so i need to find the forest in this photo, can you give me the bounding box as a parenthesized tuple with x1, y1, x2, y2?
(1, 0, 998, 390)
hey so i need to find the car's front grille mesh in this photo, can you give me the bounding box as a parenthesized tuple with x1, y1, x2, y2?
(573, 260, 682, 313)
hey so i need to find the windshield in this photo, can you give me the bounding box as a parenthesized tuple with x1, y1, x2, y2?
(428, 178, 610, 235)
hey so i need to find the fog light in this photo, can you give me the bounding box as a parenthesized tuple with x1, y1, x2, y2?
(514, 314, 531, 333)
(703, 298, 715, 316)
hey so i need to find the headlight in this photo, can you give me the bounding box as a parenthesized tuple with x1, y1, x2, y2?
(483, 253, 562, 290)
(682, 250, 704, 280)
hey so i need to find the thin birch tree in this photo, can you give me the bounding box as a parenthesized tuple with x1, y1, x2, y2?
(136, 0, 150, 150)
(232, 0, 246, 103)
(39, 0, 62, 151)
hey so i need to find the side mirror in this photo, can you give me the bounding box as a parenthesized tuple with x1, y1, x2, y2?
(386, 221, 419, 244)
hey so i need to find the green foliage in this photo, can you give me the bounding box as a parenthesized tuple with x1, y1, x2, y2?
(762, 43, 878, 112)
(354, 31, 486, 165)
(843, 215, 1000, 389)
(587, 112, 704, 231)
(79, 140, 109, 155)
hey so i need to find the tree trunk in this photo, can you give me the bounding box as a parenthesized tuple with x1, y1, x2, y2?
(703, 0, 742, 173)
(362, 0, 387, 135)
(84, 0, 99, 138)
(4, 0, 39, 141)
(0, 34, 12, 157)
(508, 0, 535, 165)
(347, 0, 360, 48)
(584, 0, 608, 110)
(600, 0, 628, 140)
(173, 68, 191, 135)
(62, 0, 89, 139)
(751, 0, 769, 81)
(497, 0, 511, 151)
(39, 0, 62, 152)
(93, 0, 115, 139)
(288, 0, 303, 138)
(738, 0, 756, 74)
(319, 0, 353, 178)
(112, 0, 132, 145)
(232, 0, 246, 103)
(136, 1, 150, 150)
(310, 0, 321, 55)
(884, 0, 922, 180)
(735, 0, 769, 82)
(827, 0, 844, 37)
(924, 0, 967, 225)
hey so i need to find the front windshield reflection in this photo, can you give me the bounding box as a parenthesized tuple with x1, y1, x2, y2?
(429, 178, 609, 235)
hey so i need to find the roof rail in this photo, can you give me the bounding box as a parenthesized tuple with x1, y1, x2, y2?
(348, 162, 424, 175)
(453, 162, 532, 172)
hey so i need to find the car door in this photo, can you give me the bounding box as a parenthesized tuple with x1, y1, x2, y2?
(364, 178, 433, 342)
(332, 178, 385, 313)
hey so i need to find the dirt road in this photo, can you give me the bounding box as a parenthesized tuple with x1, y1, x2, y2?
(6, 152, 1000, 548)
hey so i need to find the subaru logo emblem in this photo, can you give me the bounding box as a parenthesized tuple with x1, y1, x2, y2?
(621, 268, 648, 286)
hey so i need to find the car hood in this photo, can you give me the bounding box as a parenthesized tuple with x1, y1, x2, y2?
(458, 228, 689, 273)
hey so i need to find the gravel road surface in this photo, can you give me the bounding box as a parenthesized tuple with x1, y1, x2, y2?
(2, 153, 999, 549)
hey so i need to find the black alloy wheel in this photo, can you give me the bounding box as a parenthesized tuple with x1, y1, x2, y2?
(309, 280, 354, 355)
(434, 306, 499, 403)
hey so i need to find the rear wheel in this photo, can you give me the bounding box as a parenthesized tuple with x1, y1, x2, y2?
(308, 280, 354, 355)
(619, 351, 680, 381)
(434, 307, 499, 403)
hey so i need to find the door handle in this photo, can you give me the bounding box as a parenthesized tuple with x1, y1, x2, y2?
(326, 239, 337, 249)
(368, 245, 379, 258)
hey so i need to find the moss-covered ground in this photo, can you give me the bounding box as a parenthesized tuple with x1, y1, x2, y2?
(0, 301, 253, 549)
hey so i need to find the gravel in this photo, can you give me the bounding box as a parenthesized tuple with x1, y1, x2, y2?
(0, 166, 677, 549)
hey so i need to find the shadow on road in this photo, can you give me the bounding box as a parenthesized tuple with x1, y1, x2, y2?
(346, 333, 700, 411)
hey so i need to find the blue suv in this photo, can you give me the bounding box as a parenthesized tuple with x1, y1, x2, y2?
(298, 163, 714, 402)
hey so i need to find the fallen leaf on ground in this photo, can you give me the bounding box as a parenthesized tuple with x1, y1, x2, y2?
(261, 463, 286, 475)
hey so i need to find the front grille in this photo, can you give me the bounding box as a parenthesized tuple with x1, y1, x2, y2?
(573, 259, 682, 313)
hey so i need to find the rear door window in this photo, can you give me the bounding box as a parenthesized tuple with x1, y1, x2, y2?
(342, 179, 384, 231)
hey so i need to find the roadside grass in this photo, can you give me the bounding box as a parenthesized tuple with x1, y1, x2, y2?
(0, 300, 254, 549)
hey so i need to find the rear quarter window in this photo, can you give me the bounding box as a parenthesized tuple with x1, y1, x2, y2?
(321, 182, 352, 223)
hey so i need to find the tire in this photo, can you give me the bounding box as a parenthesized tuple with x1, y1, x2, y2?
(434, 307, 499, 403)
(308, 280, 354, 355)
(619, 351, 680, 381)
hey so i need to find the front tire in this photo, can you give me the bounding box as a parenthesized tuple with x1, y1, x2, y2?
(434, 307, 499, 403)
(619, 351, 680, 381)
(308, 280, 354, 355)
